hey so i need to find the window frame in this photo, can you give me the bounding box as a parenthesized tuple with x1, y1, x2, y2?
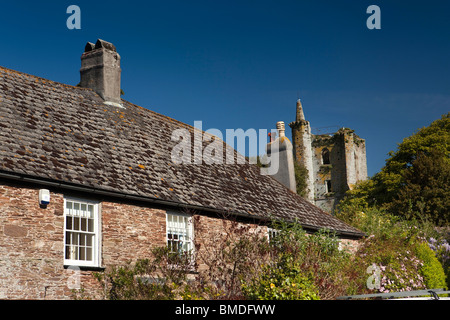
(63, 197, 101, 268)
(267, 227, 280, 244)
(165, 212, 194, 255)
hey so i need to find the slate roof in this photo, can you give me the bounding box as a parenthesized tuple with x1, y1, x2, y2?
(0, 65, 364, 237)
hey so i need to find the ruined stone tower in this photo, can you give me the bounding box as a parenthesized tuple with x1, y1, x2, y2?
(288, 99, 315, 202)
(289, 99, 368, 213)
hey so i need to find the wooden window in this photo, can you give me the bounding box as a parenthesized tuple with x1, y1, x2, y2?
(166, 212, 193, 254)
(64, 198, 100, 267)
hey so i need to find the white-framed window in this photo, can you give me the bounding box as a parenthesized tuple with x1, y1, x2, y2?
(64, 197, 101, 267)
(267, 227, 280, 243)
(166, 212, 193, 254)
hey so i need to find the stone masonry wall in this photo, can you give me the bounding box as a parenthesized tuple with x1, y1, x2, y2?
(0, 182, 167, 299)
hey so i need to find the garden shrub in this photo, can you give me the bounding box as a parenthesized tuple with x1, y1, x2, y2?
(262, 220, 358, 299)
(94, 247, 197, 300)
(415, 242, 447, 290)
(427, 236, 450, 290)
(355, 233, 426, 293)
(241, 261, 319, 300)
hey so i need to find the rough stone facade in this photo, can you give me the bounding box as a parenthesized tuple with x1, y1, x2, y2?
(0, 181, 166, 299)
(290, 100, 368, 213)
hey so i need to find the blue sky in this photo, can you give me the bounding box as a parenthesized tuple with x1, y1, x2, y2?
(1, 0, 449, 177)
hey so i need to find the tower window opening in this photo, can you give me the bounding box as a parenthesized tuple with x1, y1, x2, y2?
(322, 148, 330, 165)
(325, 180, 332, 193)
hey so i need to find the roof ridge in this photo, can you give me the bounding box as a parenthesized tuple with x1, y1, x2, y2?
(0, 65, 94, 93)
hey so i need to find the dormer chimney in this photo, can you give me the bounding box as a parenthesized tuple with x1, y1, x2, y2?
(80, 39, 122, 105)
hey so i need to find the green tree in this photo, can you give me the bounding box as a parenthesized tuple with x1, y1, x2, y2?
(373, 112, 449, 206)
(391, 150, 449, 225)
(338, 113, 449, 225)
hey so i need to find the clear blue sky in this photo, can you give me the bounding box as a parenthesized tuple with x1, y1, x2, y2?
(1, 0, 449, 177)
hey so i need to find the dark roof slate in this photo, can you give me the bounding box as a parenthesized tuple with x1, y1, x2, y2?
(0, 66, 364, 237)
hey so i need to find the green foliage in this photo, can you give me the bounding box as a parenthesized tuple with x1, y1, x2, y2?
(339, 201, 448, 295)
(415, 242, 447, 290)
(355, 228, 426, 293)
(336, 199, 403, 240)
(94, 247, 197, 300)
(391, 150, 449, 226)
(338, 113, 449, 226)
(293, 161, 309, 197)
(374, 113, 449, 211)
(429, 236, 450, 290)
(259, 219, 358, 299)
(241, 262, 319, 300)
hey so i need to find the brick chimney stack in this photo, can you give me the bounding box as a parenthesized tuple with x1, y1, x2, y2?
(80, 39, 122, 105)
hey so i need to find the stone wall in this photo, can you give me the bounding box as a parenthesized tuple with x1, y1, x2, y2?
(0, 181, 166, 299)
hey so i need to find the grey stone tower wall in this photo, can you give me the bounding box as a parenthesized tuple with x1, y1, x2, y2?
(289, 99, 368, 213)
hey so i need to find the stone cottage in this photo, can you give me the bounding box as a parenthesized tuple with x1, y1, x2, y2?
(0, 39, 364, 299)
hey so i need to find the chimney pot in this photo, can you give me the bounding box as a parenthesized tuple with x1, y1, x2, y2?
(84, 42, 95, 52)
(276, 121, 286, 137)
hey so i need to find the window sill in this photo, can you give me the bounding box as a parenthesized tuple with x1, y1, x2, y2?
(64, 265, 105, 272)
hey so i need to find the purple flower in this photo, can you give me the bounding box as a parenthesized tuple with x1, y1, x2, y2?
(443, 242, 450, 252)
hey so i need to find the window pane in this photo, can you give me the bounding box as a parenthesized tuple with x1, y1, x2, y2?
(69, 245, 78, 260)
(74, 203, 80, 216)
(86, 234, 93, 247)
(88, 205, 94, 218)
(88, 219, 94, 232)
(80, 234, 86, 246)
(74, 217, 80, 230)
(66, 216, 73, 230)
(86, 247, 92, 261)
(72, 233, 79, 245)
(79, 246, 85, 260)
(81, 218, 87, 231)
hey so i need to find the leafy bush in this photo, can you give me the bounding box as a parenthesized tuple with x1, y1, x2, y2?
(94, 247, 197, 300)
(354, 230, 426, 294)
(259, 220, 358, 299)
(428, 236, 450, 289)
(241, 261, 319, 300)
(415, 242, 447, 290)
